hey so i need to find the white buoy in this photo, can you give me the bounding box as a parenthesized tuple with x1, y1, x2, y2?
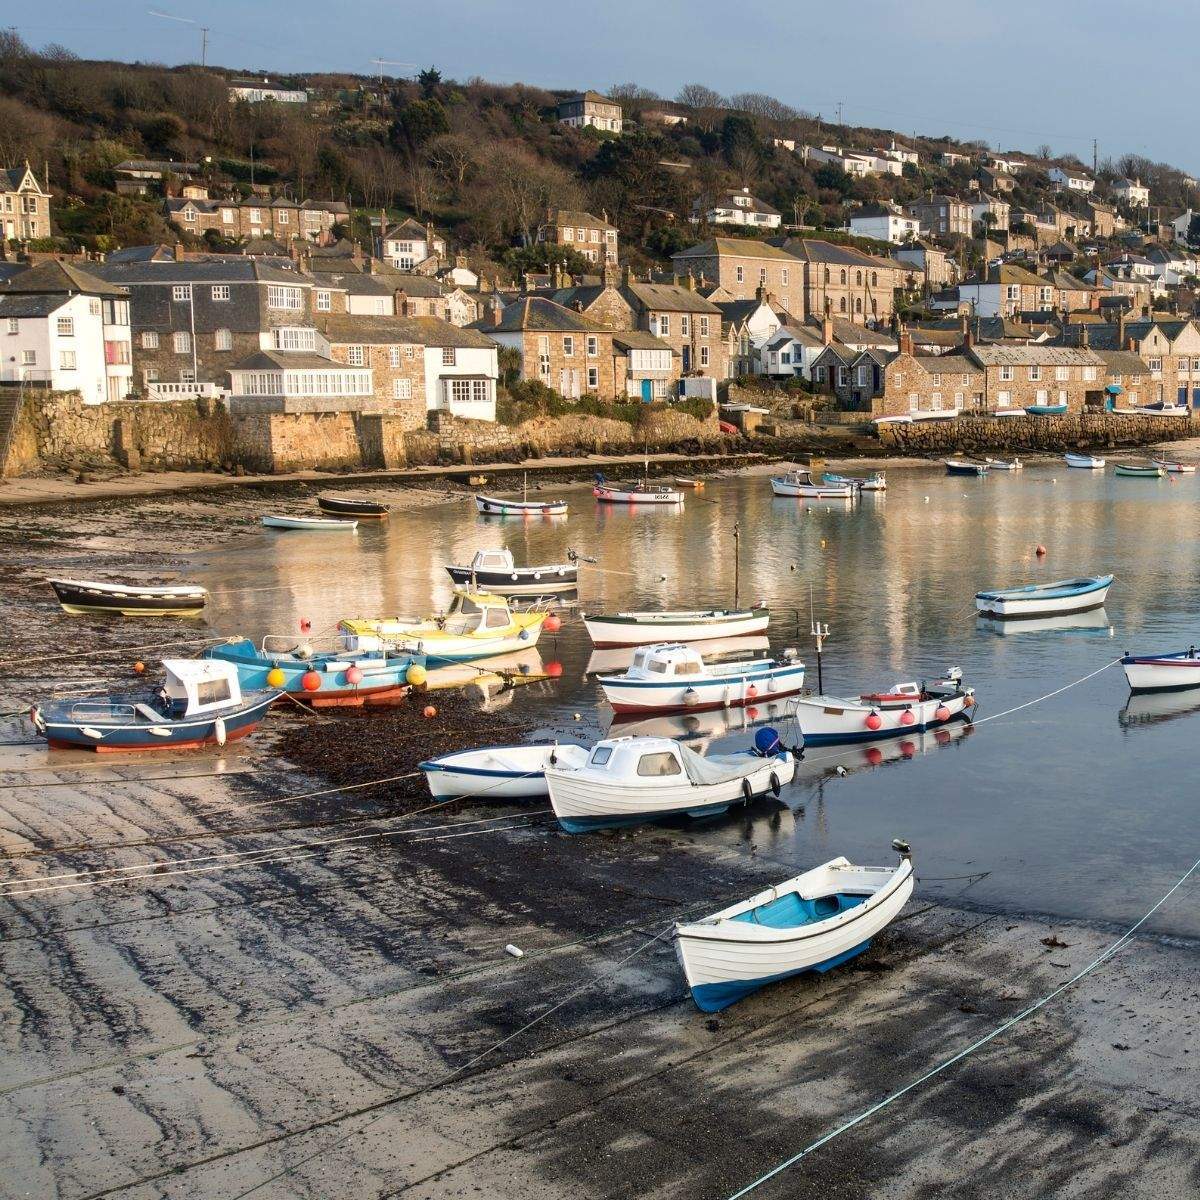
(505, 944, 524, 959)
(923, 495, 930, 503)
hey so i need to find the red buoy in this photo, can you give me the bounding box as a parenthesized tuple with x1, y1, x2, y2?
(934, 705, 951, 722)
(423, 704, 437, 719)
(299, 618, 312, 633)
(301, 670, 321, 692)
(865, 747, 883, 767)
(746, 706, 759, 720)
(545, 661, 563, 678)
(746, 684, 758, 700)
(345, 666, 363, 686)
(133, 661, 146, 675)
(865, 711, 882, 731)
(543, 613, 562, 633)
(1035, 544, 1047, 557)
(899, 709, 916, 726)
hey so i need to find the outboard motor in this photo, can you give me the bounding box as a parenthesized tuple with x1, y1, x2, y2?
(754, 726, 784, 757)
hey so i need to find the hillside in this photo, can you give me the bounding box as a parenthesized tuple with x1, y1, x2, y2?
(1, 30, 1194, 275)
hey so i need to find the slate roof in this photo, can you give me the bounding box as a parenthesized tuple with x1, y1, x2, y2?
(309, 271, 396, 297)
(0, 293, 69, 318)
(766, 324, 822, 350)
(318, 314, 495, 349)
(1096, 350, 1150, 376)
(1, 260, 128, 297)
(715, 299, 771, 328)
(622, 281, 722, 314)
(547, 209, 617, 232)
(91, 260, 307, 286)
(709, 192, 781, 217)
(672, 238, 797, 262)
(805, 316, 897, 347)
(775, 238, 901, 272)
(2, 166, 44, 191)
(233, 350, 345, 371)
(484, 297, 608, 333)
(107, 244, 177, 263)
(611, 330, 674, 353)
(382, 217, 433, 241)
(969, 345, 1104, 366)
(388, 273, 447, 298)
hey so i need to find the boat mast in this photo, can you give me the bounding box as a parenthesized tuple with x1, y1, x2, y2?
(809, 584, 829, 693)
(733, 521, 740, 610)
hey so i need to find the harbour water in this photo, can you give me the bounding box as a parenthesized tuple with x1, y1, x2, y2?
(183, 463, 1200, 939)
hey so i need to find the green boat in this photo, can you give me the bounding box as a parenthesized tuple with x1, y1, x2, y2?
(1114, 463, 1165, 478)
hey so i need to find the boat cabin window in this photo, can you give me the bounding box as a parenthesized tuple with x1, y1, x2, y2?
(674, 661, 702, 676)
(480, 553, 506, 568)
(482, 607, 510, 629)
(648, 659, 670, 674)
(637, 751, 682, 777)
(590, 746, 612, 766)
(632, 651, 647, 670)
(451, 596, 482, 616)
(195, 678, 232, 705)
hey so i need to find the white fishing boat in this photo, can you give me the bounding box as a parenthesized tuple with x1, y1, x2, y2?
(975, 609, 1112, 637)
(770, 470, 853, 499)
(594, 481, 684, 504)
(261, 514, 358, 531)
(984, 457, 1023, 470)
(418, 742, 590, 799)
(582, 606, 770, 648)
(974, 573, 1113, 618)
(597, 643, 805, 714)
(546, 734, 796, 832)
(789, 669, 974, 744)
(1151, 456, 1197, 473)
(823, 471, 886, 491)
(1121, 647, 1200, 694)
(586, 635, 771, 677)
(1064, 452, 1105, 469)
(474, 494, 568, 517)
(673, 842, 914, 1011)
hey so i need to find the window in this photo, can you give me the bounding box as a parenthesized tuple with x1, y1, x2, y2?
(316, 290, 331, 312)
(388, 347, 400, 368)
(142, 331, 159, 349)
(272, 328, 316, 352)
(759, 268, 767, 284)
(636, 751, 681, 777)
(1083, 366, 1097, 381)
(56, 316, 73, 337)
(393, 378, 412, 400)
(999, 365, 1014, 381)
(840, 269, 847, 284)
(996, 390, 1011, 406)
(346, 345, 365, 366)
(248, 208, 262, 224)
(1036, 389, 1048, 404)
(59, 350, 76, 370)
(267, 285, 302, 311)
(856, 270, 863, 285)
(815, 366, 826, 384)
(931, 392, 942, 410)
(1029, 365, 1041, 381)
(172, 285, 192, 302)
(587, 366, 598, 389)
(839, 297, 847, 312)
(221, 209, 235, 224)
(442, 346, 456, 366)
(586, 335, 598, 357)
(214, 328, 232, 351)
(173, 331, 191, 354)
(590, 229, 599, 242)
(659, 315, 670, 336)
(736, 266, 744, 283)
(1055, 366, 1069, 381)
(931, 374, 941, 386)
(590, 746, 612, 766)
(699, 316, 709, 337)
(1006, 285, 1020, 300)
(5, 317, 16, 335)
(404, 344, 415, 360)
(576, 227, 586, 242)
(782, 268, 789, 286)
(276, 210, 289, 225)
(562, 227, 573, 242)
(563, 335, 574, 357)
(1148, 357, 1163, 372)
(837, 366, 849, 387)
(20, 349, 36, 365)
(143, 367, 159, 384)
(961, 373, 970, 387)
(681, 315, 690, 337)
(183, 208, 197, 223)
(907, 392, 919, 413)
(211, 285, 230, 302)
(700, 345, 709, 367)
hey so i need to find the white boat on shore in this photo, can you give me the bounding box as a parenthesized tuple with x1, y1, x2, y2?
(474, 494, 567, 517)
(673, 843, 915, 1011)
(582, 606, 770, 648)
(1065, 452, 1105, 469)
(975, 574, 1113, 618)
(546, 734, 795, 832)
(985, 457, 1023, 470)
(789, 670, 974, 744)
(418, 742, 589, 799)
(597, 643, 805, 714)
(585, 635, 771, 677)
(594, 481, 683, 504)
(1151, 456, 1197, 473)
(262, 514, 358, 531)
(1121, 647, 1200, 694)
(770, 470, 853, 498)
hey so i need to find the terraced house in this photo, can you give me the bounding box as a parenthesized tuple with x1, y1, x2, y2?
(1062, 317, 1200, 408)
(166, 196, 347, 244)
(536, 209, 619, 265)
(1, 163, 51, 244)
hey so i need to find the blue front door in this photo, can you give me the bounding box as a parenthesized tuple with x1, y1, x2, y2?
(640, 378, 653, 403)
(1179, 386, 1189, 406)
(1193, 388, 1200, 410)
(682, 346, 691, 372)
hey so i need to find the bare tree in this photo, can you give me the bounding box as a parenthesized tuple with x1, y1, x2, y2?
(676, 83, 726, 110)
(469, 142, 583, 246)
(428, 132, 478, 187)
(729, 92, 798, 122)
(608, 82, 660, 103)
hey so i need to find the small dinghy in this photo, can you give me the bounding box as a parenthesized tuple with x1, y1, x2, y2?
(445, 547, 578, 595)
(583, 606, 770, 648)
(1151, 456, 1197, 474)
(475, 494, 568, 517)
(340, 588, 547, 663)
(317, 494, 389, 519)
(985, 457, 1023, 470)
(673, 842, 914, 1011)
(944, 458, 989, 476)
(31, 659, 278, 753)
(1064, 452, 1105, 469)
(546, 729, 796, 832)
(205, 636, 421, 707)
(262, 514, 358, 531)
(674, 477, 705, 489)
(789, 669, 973, 744)
(975, 573, 1113, 618)
(48, 578, 208, 617)
(1025, 402, 1068, 416)
(597, 642, 805, 714)
(1122, 646, 1200, 693)
(823, 471, 886, 491)
(1114, 462, 1165, 477)
(770, 470, 853, 498)
(419, 742, 590, 800)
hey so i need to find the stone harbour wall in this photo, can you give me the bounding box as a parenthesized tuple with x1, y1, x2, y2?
(878, 412, 1198, 455)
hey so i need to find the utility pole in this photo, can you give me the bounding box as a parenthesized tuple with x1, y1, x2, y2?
(200, 26, 208, 67)
(1093, 138, 1098, 176)
(836, 101, 844, 127)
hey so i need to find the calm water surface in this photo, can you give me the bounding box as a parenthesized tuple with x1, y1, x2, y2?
(192, 466, 1200, 938)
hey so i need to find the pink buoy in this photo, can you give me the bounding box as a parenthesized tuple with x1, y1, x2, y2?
(1035, 544, 1047, 557)
(899, 709, 916, 726)
(746, 684, 758, 700)
(746, 706, 759, 721)
(299, 618, 312, 633)
(935, 704, 951, 722)
(865, 711, 882, 731)
(345, 666, 363, 686)
(543, 613, 562, 633)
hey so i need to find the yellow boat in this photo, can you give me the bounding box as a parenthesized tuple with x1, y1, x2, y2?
(339, 589, 547, 663)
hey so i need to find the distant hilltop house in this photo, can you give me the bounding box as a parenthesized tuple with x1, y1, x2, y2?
(907, 195, 973, 239)
(797, 145, 896, 178)
(168, 196, 347, 244)
(983, 154, 1026, 174)
(114, 159, 200, 197)
(556, 91, 623, 133)
(848, 205, 920, 245)
(1048, 167, 1095, 194)
(694, 188, 782, 230)
(536, 208, 619, 264)
(1, 163, 51, 244)
(228, 78, 308, 104)
(375, 217, 446, 272)
(1112, 177, 1150, 208)
(937, 151, 972, 167)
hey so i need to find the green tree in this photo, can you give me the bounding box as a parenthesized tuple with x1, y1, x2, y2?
(417, 67, 443, 98)
(391, 99, 449, 153)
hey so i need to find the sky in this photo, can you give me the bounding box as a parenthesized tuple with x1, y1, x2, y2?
(13, 0, 1200, 176)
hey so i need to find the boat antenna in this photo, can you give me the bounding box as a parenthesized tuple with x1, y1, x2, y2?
(733, 521, 741, 610)
(809, 584, 829, 694)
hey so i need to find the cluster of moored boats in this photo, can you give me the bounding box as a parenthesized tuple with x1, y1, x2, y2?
(945, 452, 1196, 477)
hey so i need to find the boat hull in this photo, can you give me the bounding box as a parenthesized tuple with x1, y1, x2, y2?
(262, 515, 358, 530)
(1064, 454, 1105, 469)
(1025, 404, 1068, 416)
(317, 496, 388, 518)
(791, 690, 973, 744)
(675, 861, 913, 1011)
(1114, 465, 1165, 477)
(1152, 458, 1196, 473)
(583, 610, 770, 648)
(341, 617, 546, 663)
(944, 461, 988, 476)
(770, 477, 853, 498)
(475, 494, 568, 516)
(1122, 652, 1200, 694)
(445, 564, 577, 594)
(975, 577, 1112, 618)
(594, 486, 683, 504)
(599, 662, 806, 714)
(49, 578, 207, 617)
(419, 743, 589, 800)
(547, 752, 795, 832)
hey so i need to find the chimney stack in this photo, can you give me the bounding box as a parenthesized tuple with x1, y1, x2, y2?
(622, 264, 634, 287)
(1080, 323, 1090, 348)
(899, 325, 914, 356)
(683, 271, 695, 291)
(821, 312, 834, 345)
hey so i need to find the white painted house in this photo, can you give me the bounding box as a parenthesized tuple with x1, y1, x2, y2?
(228, 79, 308, 104)
(376, 217, 446, 271)
(696, 188, 782, 229)
(0, 261, 132, 402)
(1112, 177, 1150, 208)
(849, 208, 920, 244)
(1048, 167, 1095, 194)
(421, 324, 498, 421)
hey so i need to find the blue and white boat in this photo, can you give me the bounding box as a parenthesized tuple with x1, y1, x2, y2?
(944, 459, 989, 476)
(673, 843, 915, 1011)
(206, 635, 422, 707)
(1025, 402, 1068, 416)
(31, 659, 278, 753)
(545, 732, 795, 832)
(975, 573, 1113, 618)
(1065, 452, 1105, 469)
(1122, 647, 1200, 694)
(419, 742, 590, 800)
(823, 471, 886, 492)
(597, 643, 805, 714)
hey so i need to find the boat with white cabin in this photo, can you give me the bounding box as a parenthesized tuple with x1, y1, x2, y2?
(445, 547, 578, 595)
(823, 472, 886, 491)
(1121, 647, 1200, 693)
(673, 842, 915, 1011)
(974, 574, 1113, 618)
(419, 742, 590, 799)
(770, 470, 853, 498)
(546, 732, 796, 832)
(583, 606, 770, 648)
(984, 457, 1022, 470)
(597, 643, 805, 714)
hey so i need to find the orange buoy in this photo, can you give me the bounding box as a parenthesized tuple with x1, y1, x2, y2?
(1035, 544, 1047, 557)
(299, 618, 312, 633)
(545, 661, 563, 678)
(423, 704, 437, 719)
(543, 613, 562, 633)
(133, 661, 146, 675)
(899, 709, 916, 726)
(746, 706, 759, 721)
(301, 670, 321, 692)
(865, 711, 882, 730)
(935, 705, 951, 722)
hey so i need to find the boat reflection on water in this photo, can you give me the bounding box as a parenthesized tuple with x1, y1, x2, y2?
(794, 720, 975, 785)
(1119, 688, 1200, 731)
(605, 693, 792, 746)
(974, 608, 1113, 637)
(425, 647, 549, 711)
(586, 635, 771, 677)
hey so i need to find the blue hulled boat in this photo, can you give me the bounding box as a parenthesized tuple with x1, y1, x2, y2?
(945, 459, 989, 476)
(32, 659, 278, 753)
(1025, 402, 1068, 416)
(205, 636, 423, 707)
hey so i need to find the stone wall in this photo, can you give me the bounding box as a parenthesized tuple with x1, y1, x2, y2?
(877, 412, 1198, 455)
